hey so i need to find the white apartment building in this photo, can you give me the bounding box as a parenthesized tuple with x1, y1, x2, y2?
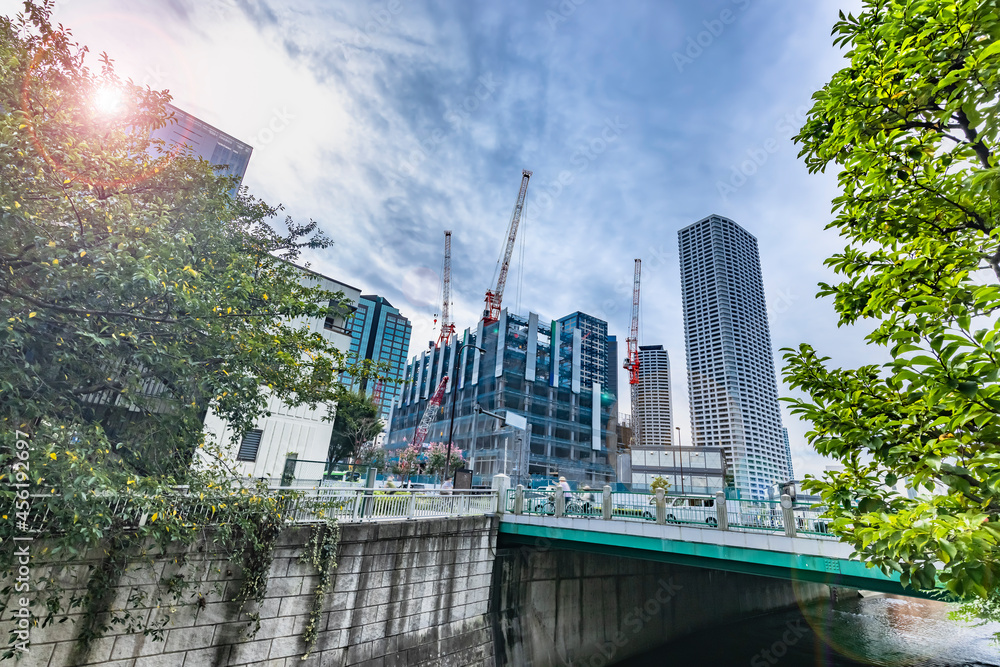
(678, 215, 788, 500)
(635, 345, 674, 447)
(202, 267, 361, 483)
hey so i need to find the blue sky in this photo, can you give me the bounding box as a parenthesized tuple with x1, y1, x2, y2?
(9, 0, 876, 477)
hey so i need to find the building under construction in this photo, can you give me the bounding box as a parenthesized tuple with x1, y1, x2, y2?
(385, 309, 618, 486)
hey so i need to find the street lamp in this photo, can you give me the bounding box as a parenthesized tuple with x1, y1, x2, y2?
(444, 338, 486, 486)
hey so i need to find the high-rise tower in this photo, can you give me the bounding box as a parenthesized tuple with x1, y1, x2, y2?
(339, 295, 413, 421)
(678, 214, 788, 500)
(635, 345, 674, 447)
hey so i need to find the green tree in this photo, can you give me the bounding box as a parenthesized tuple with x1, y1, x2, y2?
(327, 390, 383, 465)
(426, 442, 464, 480)
(0, 3, 377, 652)
(0, 2, 376, 474)
(649, 476, 671, 494)
(784, 0, 1000, 600)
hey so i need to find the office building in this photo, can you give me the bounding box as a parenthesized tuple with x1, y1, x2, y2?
(635, 344, 674, 447)
(629, 446, 727, 495)
(386, 309, 616, 486)
(782, 427, 794, 481)
(607, 335, 619, 401)
(339, 295, 413, 421)
(557, 312, 614, 398)
(149, 104, 253, 185)
(678, 214, 788, 500)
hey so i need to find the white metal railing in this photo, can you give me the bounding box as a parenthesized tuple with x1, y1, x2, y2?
(504, 487, 836, 540)
(276, 487, 499, 524)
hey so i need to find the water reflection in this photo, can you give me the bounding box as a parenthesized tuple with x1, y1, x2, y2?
(616, 593, 1000, 666)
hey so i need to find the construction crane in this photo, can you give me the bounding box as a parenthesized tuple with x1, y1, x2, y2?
(622, 259, 641, 447)
(436, 231, 455, 347)
(483, 169, 532, 324)
(410, 376, 448, 450)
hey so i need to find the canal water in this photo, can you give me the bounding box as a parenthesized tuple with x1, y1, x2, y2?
(616, 593, 1000, 666)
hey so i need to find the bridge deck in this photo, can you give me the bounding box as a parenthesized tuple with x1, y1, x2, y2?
(498, 514, 917, 597)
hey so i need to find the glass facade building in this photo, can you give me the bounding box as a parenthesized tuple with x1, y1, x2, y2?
(557, 312, 615, 400)
(340, 295, 412, 421)
(679, 215, 788, 500)
(149, 104, 253, 185)
(386, 309, 616, 486)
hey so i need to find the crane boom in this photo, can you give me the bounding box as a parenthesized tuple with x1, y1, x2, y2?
(411, 376, 448, 450)
(437, 231, 455, 347)
(623, 259, 641, 446)
(484, 169, 532, 323)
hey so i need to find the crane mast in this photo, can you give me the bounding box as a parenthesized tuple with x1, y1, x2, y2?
(483, 169, 532, 324)
(623, 259, 641, 447)
(411, 376, 448, 450)
(436, 231, 455, 347)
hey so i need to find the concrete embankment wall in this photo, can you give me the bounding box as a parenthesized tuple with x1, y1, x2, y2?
(11, 515, 498, 667)
(491, 544, 829, 667)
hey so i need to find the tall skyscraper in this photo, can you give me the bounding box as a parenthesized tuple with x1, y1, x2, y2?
(149, 104, 253, 185)
(340, 295, 413, 421)
(635, 344, 674, 447)
(678, 214, 788, 500)
(782, 427, 795, 481)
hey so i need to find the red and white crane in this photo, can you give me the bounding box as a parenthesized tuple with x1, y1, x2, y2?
(622, 258, 641, 447)
(410, 376, 448, 450)
(436, 231, 455, 347)
(483, 169, 532, 324)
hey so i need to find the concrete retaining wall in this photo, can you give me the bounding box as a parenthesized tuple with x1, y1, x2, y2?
(10, 515, 498, 667)
(491, 544, 829, 667)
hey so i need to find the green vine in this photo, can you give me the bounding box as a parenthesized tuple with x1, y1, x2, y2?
(299, 519, 340, 656)
(226, 509, 283, 637)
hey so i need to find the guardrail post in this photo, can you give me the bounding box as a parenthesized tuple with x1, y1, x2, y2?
(655, 488, 666, 525)
(555, 488, 565, 518)
(407, 491, 416, 519)
(493, 474, 511, 515)
(781, 494, 796, 538)
(352, 489, 362, 521)
(514, 485, 524, 515)
(715, 491, 728, 530)
(602, 485, 612, 521)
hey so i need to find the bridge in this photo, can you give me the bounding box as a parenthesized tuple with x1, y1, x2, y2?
(21, 482, 914, 667)
(280, 481, 905, 594)
(494, 484, 907, 595)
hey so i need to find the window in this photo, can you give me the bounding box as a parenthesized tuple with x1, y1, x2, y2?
(237, 429, 263, 462)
